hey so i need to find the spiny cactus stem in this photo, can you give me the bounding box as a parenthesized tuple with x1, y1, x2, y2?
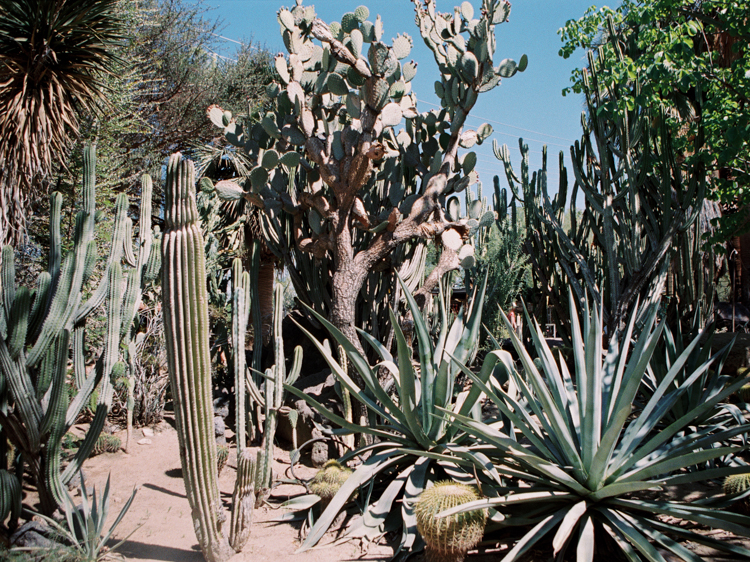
(162, 153, 234, 562)
(229, 449, 256, 551)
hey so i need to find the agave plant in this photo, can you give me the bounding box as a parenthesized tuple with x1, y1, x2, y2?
(441, 291, 750, 562)
(282, 273, 507, 556)
(640, 309, 744, 431)
(27, 472, 138, 562)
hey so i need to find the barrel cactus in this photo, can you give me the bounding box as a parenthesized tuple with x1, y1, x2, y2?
(309, 460, 352, 506)
(415, 481, 487, 562)
(92, 434, 121, 456)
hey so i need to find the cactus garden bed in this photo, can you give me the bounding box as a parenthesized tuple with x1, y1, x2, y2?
(13, 415, 743, 562)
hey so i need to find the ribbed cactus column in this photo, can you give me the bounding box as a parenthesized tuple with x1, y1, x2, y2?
(162, 154, 234, 562)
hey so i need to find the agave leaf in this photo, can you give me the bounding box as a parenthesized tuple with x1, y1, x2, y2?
(441, 369, 557, 462)
(586, 481, 663, 503)
(598, 508, 667, 562)
(499, 510, 567, 562)
(389, 308, 429, 447)
(361, 465, 411, 530)
(552, 500, 587, 557)
(281, 495, 322, 510)
(395, 273, 437, 435)
(626, 512, 706, 562)
(357, 328, 394, 363)
(608, 328, 712, 471)
(500, 305, 585, 477)
(297, 306, 407, 429)
(283, 383, 409, 444)
(645, 516, 750, 558)
(622, 446, 743, 483)
(610, 375, 750, 481)
(577, 513, 595, 562)
(441, 408, 590, 495)
(297, 449, 407, 551)
(611, 497, 750, 539)
(664, 462, 750, 486)
(397, 456, 430, 554)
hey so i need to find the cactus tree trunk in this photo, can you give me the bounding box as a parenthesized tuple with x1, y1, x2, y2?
(162, 154, 235, 562)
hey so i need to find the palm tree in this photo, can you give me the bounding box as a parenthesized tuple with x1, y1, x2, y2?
(0, 0, 123, 247)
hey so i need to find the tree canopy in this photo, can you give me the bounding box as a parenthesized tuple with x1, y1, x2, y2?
(559, 0, 750, 242)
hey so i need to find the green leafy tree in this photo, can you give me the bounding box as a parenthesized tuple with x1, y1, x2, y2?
(559, 0, 750, 242)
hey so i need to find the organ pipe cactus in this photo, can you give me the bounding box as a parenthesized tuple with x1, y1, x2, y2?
(493, 21, 709, 340)
(208, 0, 526, 371)
(245, 282, 303, 504)
(0, 144, 153, 516)
(162, 153, 264, 561)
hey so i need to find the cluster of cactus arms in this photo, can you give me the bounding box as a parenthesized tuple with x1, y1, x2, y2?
(163, 154, 287, 561)
(207, 0, 525, 367)
(494, 32, 707, 340)
(0, 145, 154, 517)
(246, 282, 303, 505)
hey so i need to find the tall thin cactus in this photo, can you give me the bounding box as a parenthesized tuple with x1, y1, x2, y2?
(0, 144, 154, 515)
(162, 153, 266, 561)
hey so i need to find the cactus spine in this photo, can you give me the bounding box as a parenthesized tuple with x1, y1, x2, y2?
(162, 154, 263, 561)
(0, 144, 154, 516)
(415, 482, 487, 562)
(162, 153, 236, 562)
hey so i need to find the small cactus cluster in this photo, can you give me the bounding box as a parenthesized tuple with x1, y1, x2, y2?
(309, 460, 352, 504)
(415, 481, 487, 562)
(217, 445, 230, 476)
(92, 434, 121, 456)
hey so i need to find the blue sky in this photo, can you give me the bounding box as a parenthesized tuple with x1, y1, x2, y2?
(205, 0, 609, 199)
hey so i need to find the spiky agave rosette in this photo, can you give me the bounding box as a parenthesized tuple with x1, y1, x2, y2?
(415, 481, 487, 562)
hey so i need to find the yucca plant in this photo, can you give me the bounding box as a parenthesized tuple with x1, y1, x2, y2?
(283, 273, 507, 555)
(441, 291, 750, 562)
(0, 0, 124, 246)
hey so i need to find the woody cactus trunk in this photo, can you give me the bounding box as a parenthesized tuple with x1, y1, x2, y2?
(162, 154, 258, 561)
(208, 0, 526, 368)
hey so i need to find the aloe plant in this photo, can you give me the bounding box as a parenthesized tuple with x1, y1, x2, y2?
(440, 291, 750, 561)
(283, 272, 508, 555)
(29, 473, 138, 562)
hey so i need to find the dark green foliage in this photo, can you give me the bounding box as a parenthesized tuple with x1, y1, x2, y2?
(559, 0, 750, 242)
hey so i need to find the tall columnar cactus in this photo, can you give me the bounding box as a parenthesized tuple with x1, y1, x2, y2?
(0, 144, 154, 515)
(246, 282, 303, 504)
(162, 153, 263, 562)
(207, 0, 526, 372)
(494, 25, 708, 339)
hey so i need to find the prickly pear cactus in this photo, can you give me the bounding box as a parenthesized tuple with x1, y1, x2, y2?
(207, 0, 526, 357)
(415, 481, 487, 562)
